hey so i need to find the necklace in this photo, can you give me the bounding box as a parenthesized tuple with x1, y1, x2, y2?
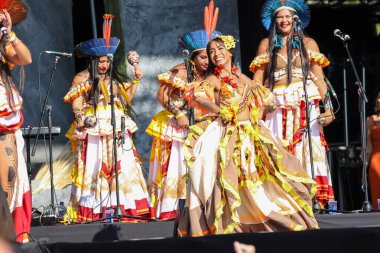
(215, 66, 240, 99)
(214, 66, 239, 88)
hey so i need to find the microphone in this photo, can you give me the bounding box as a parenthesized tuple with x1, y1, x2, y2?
(333, 29, 350, 41)
(0, 26, 8, 38)
(182, 49, 190, 59)
(44, 51, 72, 57)
(324, 77, 337, 99)
(107, 53, 114, 61)
(120, 116, 125, 145)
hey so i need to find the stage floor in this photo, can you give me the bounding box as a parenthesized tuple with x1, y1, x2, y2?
(30, 212, 380, 244)
(29, 224, 380, 253)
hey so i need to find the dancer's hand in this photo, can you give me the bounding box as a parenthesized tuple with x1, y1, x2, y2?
(177, 115, 189, 129)
(130, 63, 143, 81)
(317, 110, 335, 127)
(0, 9, 12, 36)
(76, 120, 85, 132)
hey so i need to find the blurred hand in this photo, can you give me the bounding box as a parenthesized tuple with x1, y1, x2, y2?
(76, 119, 85, 132)
(0, 9, 12, 35)
(177, 115, 189, 129)
(130, 63, 143, 81)
(234, 241, 256, 253)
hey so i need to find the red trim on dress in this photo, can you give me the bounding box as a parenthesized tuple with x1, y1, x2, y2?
(0, 111, 24, 132)
(12, 190, 32, 243)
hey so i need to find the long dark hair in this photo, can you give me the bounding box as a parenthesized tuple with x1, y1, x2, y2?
(186, 50, 204, 82)
(267, 10, 310, 90)
(205, 37, 235, 78)
(87, 56, 132, 114)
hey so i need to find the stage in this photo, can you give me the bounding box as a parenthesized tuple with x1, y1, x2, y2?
(25, 212, 380, 253)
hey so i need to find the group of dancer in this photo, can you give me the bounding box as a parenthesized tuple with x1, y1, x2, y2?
(1, 0, 343, 242)
(62, 0, 335, 232)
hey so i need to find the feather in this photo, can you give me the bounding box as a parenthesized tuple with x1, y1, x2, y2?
(204, 6, 209, 30)
(211, 7, 219, 33)
(102, 14, 114, 48)
(208, 1, 214, 39)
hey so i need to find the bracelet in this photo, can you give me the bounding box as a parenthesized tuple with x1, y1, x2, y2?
(8, 32, 16, 42)
(132, 79, 140, 85)
(11, 38, 20, 47)
(175, 111, 185, 119)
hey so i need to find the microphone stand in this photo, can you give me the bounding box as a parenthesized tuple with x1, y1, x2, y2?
(339, 38, 371, 212)
(31, 55, 61, 223)
(173, 52, 194, 236)
(107, 54, 123, 219)
(295, 24, 321, 212)
(184, 54, 195, 126)
(94, 54, 154, 223)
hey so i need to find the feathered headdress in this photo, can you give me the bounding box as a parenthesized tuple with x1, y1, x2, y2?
(261, 0, 310, 31)
(75, 14, 120, 58)
(0, 0, 28, 24)
(179, 0, 222, 56)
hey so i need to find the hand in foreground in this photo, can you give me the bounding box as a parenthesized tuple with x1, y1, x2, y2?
(177, 115, 189, 129)
(0, 9, 12, 36)
(234, 241, 256, 253)
(130, 63, 143, 81)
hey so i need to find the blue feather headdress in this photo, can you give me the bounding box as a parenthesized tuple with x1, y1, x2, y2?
(261, 0, 310, 31)
(75, 14, 120, 58)
(179, 30, 222, 55)
(76, 37, 119, 58)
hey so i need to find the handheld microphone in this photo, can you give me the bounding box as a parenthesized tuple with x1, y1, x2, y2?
(44, 51, 72, 57)
(324, 77, 337, 99)
(121, 116, 125, 145)
(333, 29, 350, 41)
(107, 53, 114, 61)
(0, 26, 8, 38)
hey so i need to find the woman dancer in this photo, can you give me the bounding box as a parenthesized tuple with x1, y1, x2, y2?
(178, 35, 318, 236)
(251, 0, 335, 207)
(65, 14, 152, 222)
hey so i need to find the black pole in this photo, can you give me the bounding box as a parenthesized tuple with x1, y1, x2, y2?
(183, 52, 194, 126)
(296, 26, 321, 212)
(341, 40, 371, 212)
(31, 55, 61, 215)
(343, 61, 349, 147)
(173, 50, 194, 236)
(47, 105, 54, 207)
(107, 54, 124, 219)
